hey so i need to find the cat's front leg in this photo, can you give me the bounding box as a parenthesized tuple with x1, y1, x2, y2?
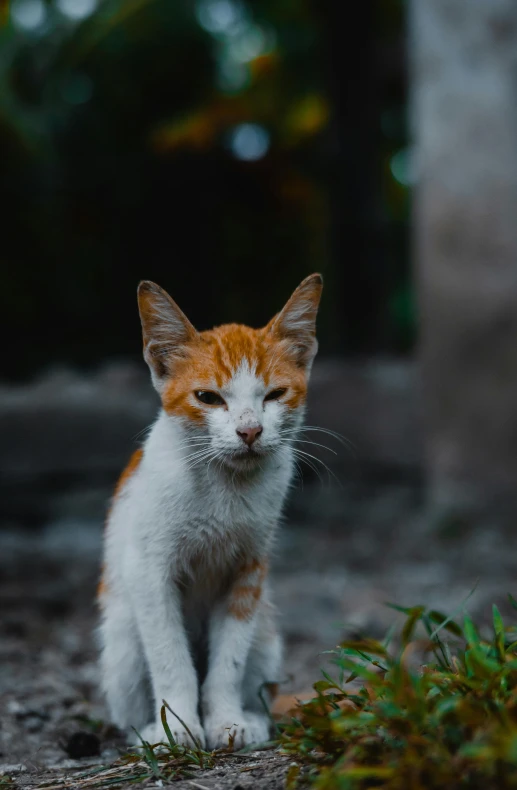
(202, 559, 271, 750)
(128, 555, 205, 748)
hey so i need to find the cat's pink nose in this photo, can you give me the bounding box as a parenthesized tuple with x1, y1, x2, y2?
(236, 425, 263, 446)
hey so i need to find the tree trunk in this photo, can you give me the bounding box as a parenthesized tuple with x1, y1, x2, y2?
(411, 0, 517, 517)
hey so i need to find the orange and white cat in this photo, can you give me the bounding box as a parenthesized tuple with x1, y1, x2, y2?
(98, 274, 323, 749)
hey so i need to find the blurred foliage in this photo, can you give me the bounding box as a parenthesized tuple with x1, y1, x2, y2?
(281, 597, 517, 788)
(0, 0, 410, 378)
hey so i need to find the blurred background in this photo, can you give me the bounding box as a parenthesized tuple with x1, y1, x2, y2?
(2, 0, 517, 770)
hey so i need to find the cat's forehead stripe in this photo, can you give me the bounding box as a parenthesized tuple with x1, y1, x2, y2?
(161, 322, 307, 417)
(204, 324, 270, 382)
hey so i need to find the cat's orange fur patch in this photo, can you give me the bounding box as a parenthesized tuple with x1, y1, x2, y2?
(114, 448, 143, 498)
(228, 558, 268, 621)
(162, 324, 307, 421)
(99, 448, 144, 603)
(96, 560, 108, 605)
(265, 681, 279, 699)
(97, 575, 107, 600)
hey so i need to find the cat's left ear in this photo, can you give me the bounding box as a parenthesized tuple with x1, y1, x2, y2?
(266, 273, 323, 368)
(137, 280, 198, 391)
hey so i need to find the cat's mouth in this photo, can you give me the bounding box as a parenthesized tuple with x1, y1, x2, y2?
(224, 445, 267, 468)
(232, 446, 262, 460)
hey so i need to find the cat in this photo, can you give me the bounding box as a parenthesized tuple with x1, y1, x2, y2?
(98, 273, 323, 750)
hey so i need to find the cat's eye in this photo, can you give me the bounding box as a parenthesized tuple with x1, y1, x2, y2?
(264, 388, 287, 402)
(195, 390, 225, 406)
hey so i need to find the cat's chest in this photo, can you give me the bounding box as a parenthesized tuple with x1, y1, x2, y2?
(174, 518, 252, 616)
(146, 465, 284, 574)
(164, 475, 280, 550)
(174, 512, 263, 574)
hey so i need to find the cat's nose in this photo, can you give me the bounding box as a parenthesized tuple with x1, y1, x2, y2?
(236, 425, 263, 446)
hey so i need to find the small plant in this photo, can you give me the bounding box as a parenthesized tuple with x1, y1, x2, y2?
(281, 596, 517, 788)
(27, 705, 217, 790)
(128, 701, 216, 781)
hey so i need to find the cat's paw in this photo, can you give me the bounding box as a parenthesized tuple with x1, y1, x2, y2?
(132, 719, 206, 749)
(204, 711, 270, 751)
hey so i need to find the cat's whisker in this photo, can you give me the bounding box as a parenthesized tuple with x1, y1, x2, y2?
(181, 443, 213, 457)
(294, 455, 329, 488)
(303, 425, 357, 452)
(291, 447, 342, 489)
(183, 445, 213, 459)
(280, 424, 348, 441)
(178, 444, 212, 455)
(176, 437, 212, 448)
(183, 448, 216, 467)
(184, 456, 212, 470)
(179, 437, 212, 448)
(206, 449, 225, 474)
(280, 425, 357, 456)
(132, 423, 154, 442)
(185, 452, 217, 471)
(291, 449, 325, 486)
(179, 444, 212, 456)
(285, 437, 338, 455)
(214, 452, 229, 476)
(292, 460, 304, 490)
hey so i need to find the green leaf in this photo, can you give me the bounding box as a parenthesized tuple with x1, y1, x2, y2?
(493, 604, 505, 636)
(383, 621, 398, 649)
(428, 582, 479, 641)
(339, 639, 388, 657)
(135, 737, 162, 779)
(463, 615, 480, 646)
(162, 699, 203, 751)
(337, 657, 381, 683)
(428, 610, 463, 637)
(385, 602, 418, 615)
(401, 606, 426, 645)
(313, 679, 336, 694)
(492, 604, 505, 659)
(422, 615, 452, 670)
(433, 696, 462, 720)
(464, 646, 501, 678)
(160, 705, 176, 750)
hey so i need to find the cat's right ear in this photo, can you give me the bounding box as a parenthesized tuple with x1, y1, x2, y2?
(137, 281, 197, 390)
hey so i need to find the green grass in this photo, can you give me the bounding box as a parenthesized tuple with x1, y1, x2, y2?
(18, 598, 517, 790)
(280, 595, 517, 789)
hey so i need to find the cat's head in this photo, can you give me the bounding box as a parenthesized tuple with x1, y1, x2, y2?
(137, 274, 322, 470)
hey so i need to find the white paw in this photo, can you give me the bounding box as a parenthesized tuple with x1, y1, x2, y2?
(204, 711, 270, 751)
(132, 718, 206, 749)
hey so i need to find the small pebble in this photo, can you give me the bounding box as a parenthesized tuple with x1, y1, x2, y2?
(64, 732, 101, 759)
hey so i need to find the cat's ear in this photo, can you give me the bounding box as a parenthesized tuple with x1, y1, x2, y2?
(266, 273, 323, 368)
(137, 281, 197, 389)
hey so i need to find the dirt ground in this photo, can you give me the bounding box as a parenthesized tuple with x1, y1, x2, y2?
(1, 477, 516, 789)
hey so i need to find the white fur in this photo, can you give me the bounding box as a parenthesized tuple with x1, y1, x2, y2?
(99, 364, 304, 750)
